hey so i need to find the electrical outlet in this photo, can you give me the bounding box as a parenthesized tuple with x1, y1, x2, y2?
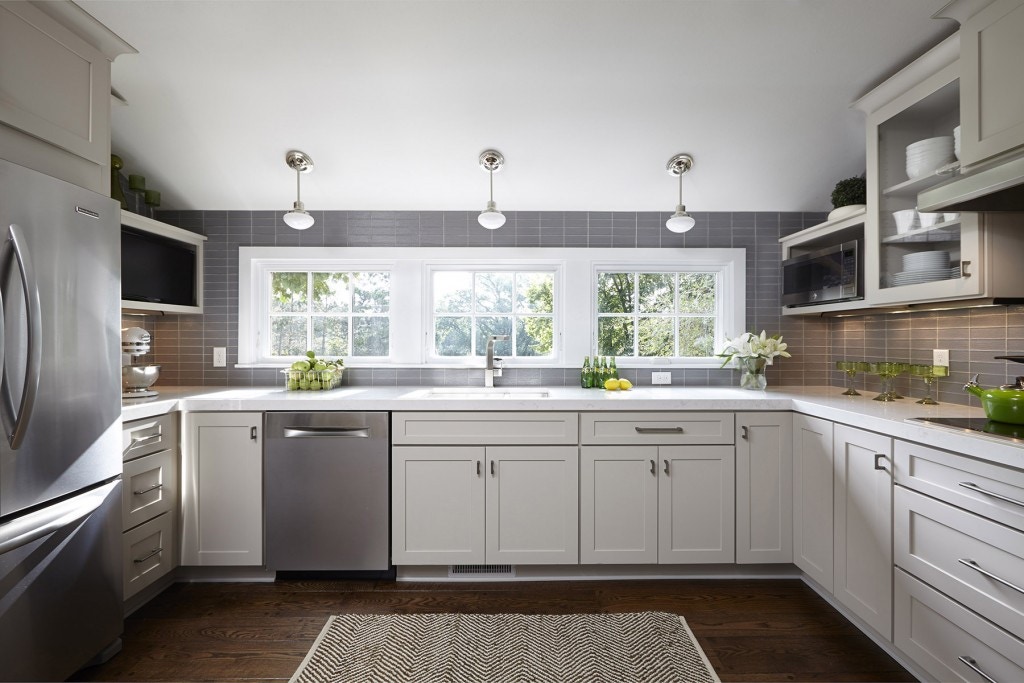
(933, 349, 949, 367)
(651, 371, 672, 385)
(212, 347, 226, 367)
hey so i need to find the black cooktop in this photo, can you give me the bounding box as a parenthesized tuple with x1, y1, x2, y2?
(909, 416, 1024, 444)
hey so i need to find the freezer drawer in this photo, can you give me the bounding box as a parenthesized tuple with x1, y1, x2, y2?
(264, 412, 390, 572)
(0, 480, 122, 682)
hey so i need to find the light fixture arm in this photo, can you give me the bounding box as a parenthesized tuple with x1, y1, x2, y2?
(283, 150, 315, 230)
(665, 153, 696, 233)
(478, 149, 506, 230)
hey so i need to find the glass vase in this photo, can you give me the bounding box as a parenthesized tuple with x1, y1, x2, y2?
(738, 357, 768, 391)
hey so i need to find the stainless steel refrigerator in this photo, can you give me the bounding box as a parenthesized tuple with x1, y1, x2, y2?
(0, 159, 123, 681)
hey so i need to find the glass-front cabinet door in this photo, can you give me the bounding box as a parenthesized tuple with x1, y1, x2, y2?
(863, 44, 984, 307)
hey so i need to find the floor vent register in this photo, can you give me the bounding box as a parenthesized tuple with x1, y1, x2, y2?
(448, 564, 516, 578)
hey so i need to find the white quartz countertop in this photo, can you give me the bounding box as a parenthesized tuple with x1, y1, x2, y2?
(122, 385, 1024, 469)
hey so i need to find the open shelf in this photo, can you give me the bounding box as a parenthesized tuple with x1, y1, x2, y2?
(881, 219, 961, 243)
(779, 208, 866, 249)
(882, 161, 960, 197)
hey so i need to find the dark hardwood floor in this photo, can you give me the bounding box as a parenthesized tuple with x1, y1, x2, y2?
(71, 578, 914, 682)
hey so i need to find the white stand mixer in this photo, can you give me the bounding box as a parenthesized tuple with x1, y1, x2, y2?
(122, 326, 161, 398)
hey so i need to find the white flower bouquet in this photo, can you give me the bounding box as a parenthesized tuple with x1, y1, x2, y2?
(717, 330, 791, 367)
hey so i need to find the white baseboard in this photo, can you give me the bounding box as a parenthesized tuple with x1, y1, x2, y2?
(397, 563, 801, 582)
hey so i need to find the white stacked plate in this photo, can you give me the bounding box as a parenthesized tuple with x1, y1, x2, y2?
(890, 269, 954, 286)
(902, 250, 950, 272)
(953, 125, 961, 160)
(906, 136, 955, 179)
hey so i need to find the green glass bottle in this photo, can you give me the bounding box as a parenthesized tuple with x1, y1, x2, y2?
(581, 356, 592, 388)
(597, 357, 607, 387)
(609, 357, 619, 380)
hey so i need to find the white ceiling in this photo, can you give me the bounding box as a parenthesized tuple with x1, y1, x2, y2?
(78, 0, 955, 213)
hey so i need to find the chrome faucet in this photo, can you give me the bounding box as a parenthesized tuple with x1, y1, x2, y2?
(485, 334, 509, 387)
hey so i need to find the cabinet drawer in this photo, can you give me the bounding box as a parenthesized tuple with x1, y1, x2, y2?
(392, 412, 578, 445)
(123, 448, 178, 532)
(896, 486, 1024, 637)
(894, 439, 1024, 533)
(895, 569, 1024, 680)
(123, 512, 176, 600)
(123, 413, 178, 462)
(580, 412, 734, 445)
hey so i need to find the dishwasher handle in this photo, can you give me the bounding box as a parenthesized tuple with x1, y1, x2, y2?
(282, 426, 371, 438)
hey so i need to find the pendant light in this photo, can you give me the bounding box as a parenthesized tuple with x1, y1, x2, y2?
(478, 149, 506, 230)
(283, 150, 315, 230)
(665, 153, 696, 233)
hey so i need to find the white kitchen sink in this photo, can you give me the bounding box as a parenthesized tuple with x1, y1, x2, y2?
(419, 387, 551, 400)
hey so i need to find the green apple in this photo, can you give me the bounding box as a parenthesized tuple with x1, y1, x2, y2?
(291, 360, 310, 371)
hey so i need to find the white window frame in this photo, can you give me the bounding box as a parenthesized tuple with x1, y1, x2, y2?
(238, 247, 744, 369)
(592, 259, 739, 367)
(424, 262, 562, 366)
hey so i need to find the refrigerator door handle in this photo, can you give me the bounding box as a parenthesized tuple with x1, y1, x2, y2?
(0, 481, 114, 555)
(0, 224, 42, 450)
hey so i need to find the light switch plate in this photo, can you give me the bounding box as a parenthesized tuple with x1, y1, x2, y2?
(212, 347, 226, 367)
(933, 349, 949, 367)
(652, 371, 672, 385)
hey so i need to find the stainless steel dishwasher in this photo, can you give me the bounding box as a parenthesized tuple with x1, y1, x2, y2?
(264, 412, 391, 574)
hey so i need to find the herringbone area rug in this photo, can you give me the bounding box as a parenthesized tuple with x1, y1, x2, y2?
(290, 611, 719, 683)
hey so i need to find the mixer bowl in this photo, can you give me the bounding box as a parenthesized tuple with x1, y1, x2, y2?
(122, 364, 161, 392)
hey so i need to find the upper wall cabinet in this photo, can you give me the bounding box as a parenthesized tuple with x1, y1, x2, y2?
(854, 34, 1024, 308)
(0, 1, 134, 192)
(121, 211, 206, 315)
(945, 0, 1024, 166)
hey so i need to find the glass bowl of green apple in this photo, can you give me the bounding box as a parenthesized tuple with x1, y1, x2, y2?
(282, 351, 344, 391)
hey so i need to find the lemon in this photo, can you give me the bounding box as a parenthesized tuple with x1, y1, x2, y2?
(604, 378, 620, 390)
(618, 378, 633, 390)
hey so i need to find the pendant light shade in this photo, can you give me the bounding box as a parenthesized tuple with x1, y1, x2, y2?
(665, 154, 695, 233)
(478, 150, 506, 229)
(283, 150, 314, 230)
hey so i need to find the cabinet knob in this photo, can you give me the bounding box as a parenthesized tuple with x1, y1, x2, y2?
(250, 426, 258, 441)
(961, 260, 972, 278)
(874, 453, 887, 471)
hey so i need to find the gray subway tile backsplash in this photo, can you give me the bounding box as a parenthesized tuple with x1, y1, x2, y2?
(135, 208, 1021, 405)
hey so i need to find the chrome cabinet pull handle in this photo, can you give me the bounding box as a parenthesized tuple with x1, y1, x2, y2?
(958, 656, 998, 683)
(133, 483, 164, 496)
(663, 459, 669, 476)
(133, 547, 163, 564)
(958, 481, 1024, 508)
(250, 426, 258, 441)
(650, 459, 656, 476)
(635, 426, 684, 434)
(490, 460, 495, 476)
(958, 558, 1024, 595)
(874, 453, 887, 471)
(741, 425, 749, 440)
(961, 260, 972, 278)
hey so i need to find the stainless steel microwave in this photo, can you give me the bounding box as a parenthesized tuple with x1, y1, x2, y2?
(781, 241, 861, 307)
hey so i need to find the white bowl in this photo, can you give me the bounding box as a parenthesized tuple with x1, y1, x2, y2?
(943, 212, 960, 223)
(918, 211, 941, 228)
(893, 209, 917, 233)
(907, 136, 953, 152)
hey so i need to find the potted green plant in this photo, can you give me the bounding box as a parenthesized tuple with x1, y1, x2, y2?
(828, 175, 867, 221)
